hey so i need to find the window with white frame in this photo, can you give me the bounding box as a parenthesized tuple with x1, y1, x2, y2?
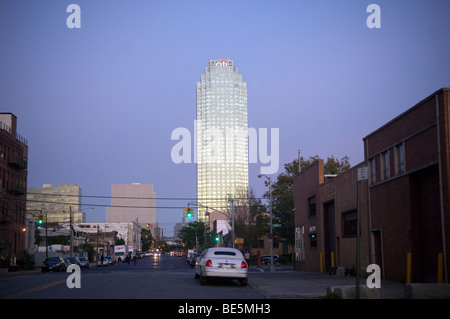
(382, 151, 390, 180)
(395, 143, 405, 174)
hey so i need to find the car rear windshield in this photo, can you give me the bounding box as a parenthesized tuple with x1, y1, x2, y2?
(213, 251, 236, 256)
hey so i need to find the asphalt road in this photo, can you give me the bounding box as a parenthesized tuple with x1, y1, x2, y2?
(0, 254, 265, 299)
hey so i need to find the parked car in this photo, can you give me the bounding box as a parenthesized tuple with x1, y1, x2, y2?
(105, 256, 114, 265)
(66, 257, 81, 267)
(78, 257, 90, 269)
(261, 254, 279, 265)
(97, 256, 109, 266)
(187, 252, 199, 268)
(64, 258, 71, 266)
(195, 248, 248, 286)
(42, 257, 67, 272)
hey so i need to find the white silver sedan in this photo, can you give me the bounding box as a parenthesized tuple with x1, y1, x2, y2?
(195, 247, 248, 286)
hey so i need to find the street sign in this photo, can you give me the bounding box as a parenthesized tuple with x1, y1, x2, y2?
(357, 166, 368, 181)
(272, 224, 282, 228)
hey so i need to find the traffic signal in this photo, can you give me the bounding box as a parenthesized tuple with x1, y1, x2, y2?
(183, 207, 194, 218)
(37, 214, 44, 225)
(215, 235, 220, 242)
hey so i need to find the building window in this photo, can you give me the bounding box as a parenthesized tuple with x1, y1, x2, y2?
(395, 143, 405, 174)
(342, 210, 357, 238)
(308, 196, 316, 216)
(382, 151, 390, 180)
(370, 157, 376, 185)
(273, 237, 279, 248)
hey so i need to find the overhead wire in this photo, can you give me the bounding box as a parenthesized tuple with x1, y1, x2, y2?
(22, 191, 268, 210)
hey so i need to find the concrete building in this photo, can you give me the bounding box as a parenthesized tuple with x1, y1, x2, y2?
(106, 183, 158, 239)
(196, 59, 249, 229)
(294, 88, 450, 283)
(27, 184, 83, 223)
(0, 113, 28, 264)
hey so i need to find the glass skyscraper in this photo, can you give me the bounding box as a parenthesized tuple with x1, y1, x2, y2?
(196, 59, 249, 228)
(27, 184, 83, 223)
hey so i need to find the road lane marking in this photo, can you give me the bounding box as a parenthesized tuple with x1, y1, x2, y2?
(3, 279, 66, 299)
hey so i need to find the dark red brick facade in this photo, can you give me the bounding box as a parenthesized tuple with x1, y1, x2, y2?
(0, 113, 28, 264)
(294, 88, 450, 283)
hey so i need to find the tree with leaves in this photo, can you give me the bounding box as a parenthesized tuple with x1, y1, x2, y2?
(262, 155, 351, 247)
(141, 228, 154, 252)
(178, 221, 209, 250)
(233, 188, 269, 252)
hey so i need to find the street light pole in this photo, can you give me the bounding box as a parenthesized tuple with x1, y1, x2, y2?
(259, 174, 274, 272)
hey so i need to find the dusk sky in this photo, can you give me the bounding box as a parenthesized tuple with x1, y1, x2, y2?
(1, 1, 449, 236)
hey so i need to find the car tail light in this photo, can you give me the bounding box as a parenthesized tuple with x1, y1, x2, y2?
(205, 259, 212, 267)
(241, 261, 248, 269)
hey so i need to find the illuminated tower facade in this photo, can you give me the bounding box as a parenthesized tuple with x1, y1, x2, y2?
(196, 59, 249, 229)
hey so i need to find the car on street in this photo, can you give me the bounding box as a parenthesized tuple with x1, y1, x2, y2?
(195, 247, 248, 286)
(261, 254, 279, 265)
(98, 257, 109, 266)
(78, 257, 90, 269)
(105, 256, 114, 265)
(42, 257, 67, 272)
(187, 252, 199, 268)
(66, 257, 81, 267)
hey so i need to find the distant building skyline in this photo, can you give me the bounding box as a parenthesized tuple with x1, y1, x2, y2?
(106, 183, 158, 239)
(27, 184, 83, 223)
(196, 59, 249, 229)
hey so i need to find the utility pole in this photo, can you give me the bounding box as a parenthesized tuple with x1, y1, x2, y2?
(356, 166, 368, 299)
(259, 174, 274, 272)
(69, 207, 73, 257)
(228, 195, 236, 248)
(44, 212, 48, 258)
(96, 224, 99, 262)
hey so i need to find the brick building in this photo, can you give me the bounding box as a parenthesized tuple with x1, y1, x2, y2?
(294, 88, 450, 283)
(0, 113, 28, 264)
(293, 160, 369, 274)
(363, 88, 449, 282)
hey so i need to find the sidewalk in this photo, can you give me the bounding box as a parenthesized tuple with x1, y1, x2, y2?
(248, 268, 405, 299)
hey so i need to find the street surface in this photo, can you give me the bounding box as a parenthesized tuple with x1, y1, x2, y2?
(0, 253, 266, 299)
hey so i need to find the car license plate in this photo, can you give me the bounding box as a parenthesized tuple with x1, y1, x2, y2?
(219, 263, 234, 269)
